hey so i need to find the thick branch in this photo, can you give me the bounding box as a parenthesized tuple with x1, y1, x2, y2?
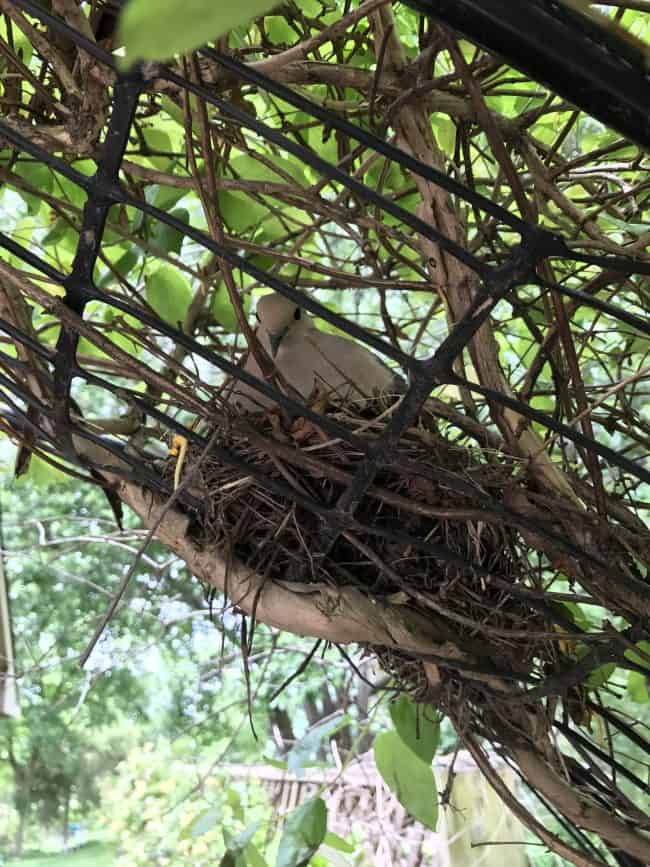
(111, 473, 473, 659)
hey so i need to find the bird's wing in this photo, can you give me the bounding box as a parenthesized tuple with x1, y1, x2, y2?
(304, 330, 402, 402)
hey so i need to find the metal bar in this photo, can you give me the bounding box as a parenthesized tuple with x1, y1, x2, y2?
(405, 0, 650, 149)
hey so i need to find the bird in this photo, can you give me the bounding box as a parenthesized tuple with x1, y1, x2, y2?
(231, 292, 402, 413)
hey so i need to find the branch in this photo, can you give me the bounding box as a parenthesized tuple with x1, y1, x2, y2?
(513, 746, 650, 864)
(111, 472, 474, 659)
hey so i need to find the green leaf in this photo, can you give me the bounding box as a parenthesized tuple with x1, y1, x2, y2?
(146, 264, 193, 327)
(586, 663, 615, 690)
(323, 832, 355, 854)
(120, 0, 278, 62)
(265, 16, 295, 44)
(374, 731, 438, 830)
(223, 821, 261, 856)
(16, 454, 70, 488)
(627, 671, 649, 704)
(219, 190, 267, 233)
(140, 128, 174, 170)
(600, 214, 649, 236)
(275, 798, 327, 867)
(286, 715, 349, 777)
(229, 153, 307, 186)
(182, 806, 221, 839)
(389, 696, 440, 763)
(244, 845, 270, 867)
(211, 285, 251, 332)
(434, 116, 456, 156)
(262, 756, 288, 770)
(624, 641, 650, 672)
(13, 161, 54, 215)
(151, 208, 189, 254)
(98, 249, 140, 288)
(41, 218, 74, 248)
(145, 177, 188, 212)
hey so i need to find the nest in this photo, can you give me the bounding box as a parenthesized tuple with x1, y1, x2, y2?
(165, 406, 562, 710)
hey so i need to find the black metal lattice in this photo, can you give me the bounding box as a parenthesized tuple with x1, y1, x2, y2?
(0, 0, 649, 569)
(2, 4, 650, 861)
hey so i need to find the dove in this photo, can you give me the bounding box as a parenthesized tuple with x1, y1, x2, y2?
(231, 292, 402, 412)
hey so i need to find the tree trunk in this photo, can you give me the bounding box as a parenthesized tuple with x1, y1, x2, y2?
(13, 809, 26, 857)
(62, 788, 70, 851)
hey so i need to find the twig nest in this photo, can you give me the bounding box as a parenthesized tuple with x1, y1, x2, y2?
(166, 406, 552, 685)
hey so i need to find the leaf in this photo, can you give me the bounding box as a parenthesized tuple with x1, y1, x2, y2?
(262, 756, 288, 770)
(600, 214, 649, 236)
(41, 218, 74, 248)
(223, 821, 261, 861)
(586, 663, 615, 690)
(145, 264, 193, 327)
(323, 832, 355, 854)
(151, 208, 189, 254)
(624, 641, 650, 671)
(265, 16, 295, 44)
(275, 798, 327, 867)
(389, 696, 440, 763)
(181, 805, 221, 839)
(16, 454, 70, 488)
(434, 116, 456, 156)
(14, 161, 53, 211)
(374, 731, 438, 830)
(141, 128, 174, 170)
(120, 0, 278, 62)
(211, 285, 251, 332)
(98, 249, 140, 288)
(286, 715, 349, 777)
(219, 190, 267, 233)
(145, 177, 188, 212)
(230, 153, 306, 186)
(244, 845, 270, 867)
(226, 786, 244, 823)
(627, 671, 649, 704)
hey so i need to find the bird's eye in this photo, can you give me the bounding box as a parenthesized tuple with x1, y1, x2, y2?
(294, 307, 301, 320)
(255, 312, 261, 323)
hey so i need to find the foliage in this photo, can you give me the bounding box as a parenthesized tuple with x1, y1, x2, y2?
(0, 479, 154, 850)
(373, 696, 440, 830)
(7, 842, 116, 867)
(0, 464, 382, 859)
(0, 1, 649, 864)
(101, 738, 313, 867)
(120, 0, 279, 62)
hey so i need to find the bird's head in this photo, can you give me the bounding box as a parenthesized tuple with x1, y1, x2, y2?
(255, 292, 308, 357)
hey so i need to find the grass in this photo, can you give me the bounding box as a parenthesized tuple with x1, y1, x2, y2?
(6, 842, 116, 867)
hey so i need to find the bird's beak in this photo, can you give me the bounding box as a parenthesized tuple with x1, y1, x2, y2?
(269, 327, 288, 358)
